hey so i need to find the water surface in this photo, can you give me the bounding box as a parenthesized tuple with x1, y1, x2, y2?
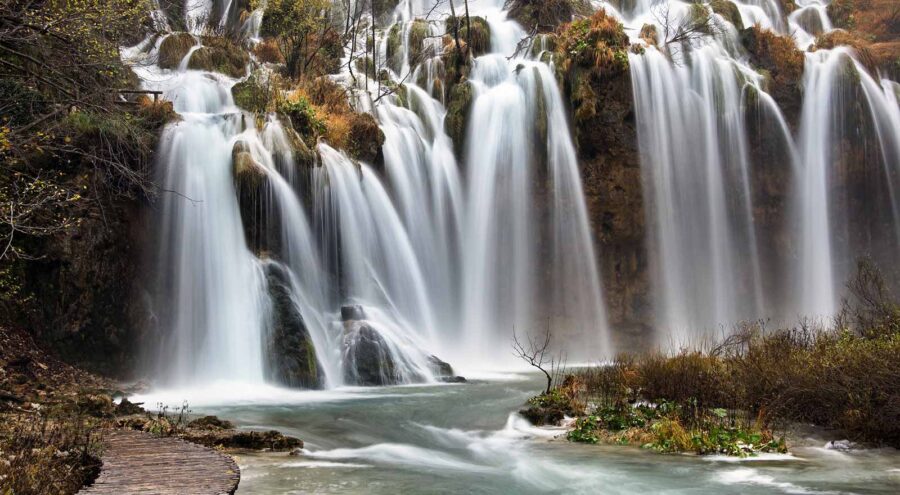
(160, 374, 900, 494)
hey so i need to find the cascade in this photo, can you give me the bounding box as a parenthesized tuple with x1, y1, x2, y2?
(615, 0, 900, 342)
(126, 0, 612, 387)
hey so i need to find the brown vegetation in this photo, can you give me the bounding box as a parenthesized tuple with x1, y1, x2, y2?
(567, 259, 900, 449)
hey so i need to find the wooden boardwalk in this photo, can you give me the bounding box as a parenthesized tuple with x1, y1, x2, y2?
(79, 429, 240, 495)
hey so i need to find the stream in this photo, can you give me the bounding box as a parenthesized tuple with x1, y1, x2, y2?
(138, 374, 900, 494)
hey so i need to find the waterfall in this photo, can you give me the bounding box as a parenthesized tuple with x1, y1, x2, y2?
(621, 0, 900, 342)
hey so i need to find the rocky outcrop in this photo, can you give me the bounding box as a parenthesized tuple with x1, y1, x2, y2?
(508, 0, 592, 33)
(740, 27, 805, 127)
(342, 323, 400, 386)
(263, 262, 324, 389)
(157, 32, 196, 69)
(232, 139, 278, 254)
(554, 10, 652, 349)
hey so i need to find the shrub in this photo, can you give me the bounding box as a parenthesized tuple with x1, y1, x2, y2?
(555, 9, 630, 74)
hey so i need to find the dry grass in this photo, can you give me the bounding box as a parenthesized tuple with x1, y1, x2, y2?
(574, 260, 900, 447)
(0, 413, 103, 495)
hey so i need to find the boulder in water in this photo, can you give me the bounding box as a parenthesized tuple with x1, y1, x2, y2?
(428, 355, 466, 383)
(264, 262, 324, 389)
(342, 324, 400, 386)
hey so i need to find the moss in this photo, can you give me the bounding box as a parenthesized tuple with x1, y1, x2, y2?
(347, 113, 385, 164)
(445, 16, 492, 57)
(740, 27, 804, 117)
(508, 0, 593, 33)
(812, 30, 880, 75)
(157, 32, 196, 69)
(232, 71, 278, 114)
(710, 0, 744, 31)
(827, 0, 857, 30)
(555, 9, 630, 75)
(444, 80, 474, 156)
(354, 56, 377, 79)
(186, 36, 250, 78)
(386, 23, 403, 71)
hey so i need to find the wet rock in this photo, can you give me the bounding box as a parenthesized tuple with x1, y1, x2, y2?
(340, 305, 366, 322)
(347, 113, 386, 166)
(264, 262, 324, 389)
(181, 429, 303, 451)
(508, 0, 592, 33)
(188, 415, 235, 430)
(444, 81, 474, 158)
(157, 32, 196, 69)
(710, 0, 744, 30)
(187, 37, 250, 78)
(427, 355, 465, 382)
(445, 16, 492, 56)
(343, 324, 400, 386)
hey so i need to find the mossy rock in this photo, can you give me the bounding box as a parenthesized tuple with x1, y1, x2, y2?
(386, 19, 434, 71)
(354, 56, 377, 79)
(710, 0, 744, 31)
(508, 0, 593, 33)
(233, 140, 266, 189)
(444, 80, 474, 157)
(347, 112, 385, 165)
(157, 32, 196, 69)
(187, 37, 249, 78)
(445, 16, 491, 57)
(232, 71, 276, 114)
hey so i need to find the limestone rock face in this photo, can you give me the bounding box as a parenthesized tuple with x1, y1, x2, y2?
(264, 262, 324, 389)
(554, 18, 653, 350)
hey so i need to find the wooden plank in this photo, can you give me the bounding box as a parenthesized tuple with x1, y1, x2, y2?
(78, 429, 240, 495)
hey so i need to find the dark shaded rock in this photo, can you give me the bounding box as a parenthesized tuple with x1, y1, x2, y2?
(343, 324, 399, 386)
(341, 305, 366, 322)
(740, 27, 804, 127)
(444, 81, 474, 158)
(264, 262, 324, 389)
(233, 139, 281, 254)
(347, 112, 385, 166)
(427, 355, 465, 382)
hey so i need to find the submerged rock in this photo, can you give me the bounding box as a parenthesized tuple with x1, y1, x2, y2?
(264, 262, 324, 389)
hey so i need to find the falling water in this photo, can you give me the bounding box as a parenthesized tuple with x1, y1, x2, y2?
(619, 0, 900, 342)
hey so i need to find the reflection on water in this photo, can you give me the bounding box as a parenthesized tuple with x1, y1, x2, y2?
(164, 374, 900, 494)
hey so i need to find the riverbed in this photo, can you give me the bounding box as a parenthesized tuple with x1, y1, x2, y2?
(138, 373, 900, 494)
